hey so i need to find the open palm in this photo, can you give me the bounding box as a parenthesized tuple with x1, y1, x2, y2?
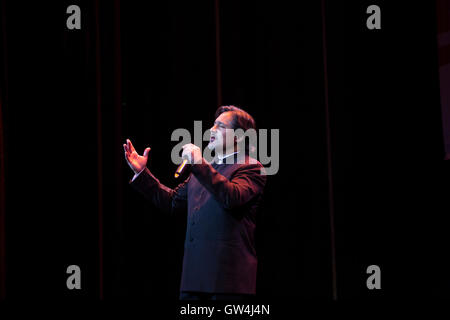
(123, 139, 151, 174)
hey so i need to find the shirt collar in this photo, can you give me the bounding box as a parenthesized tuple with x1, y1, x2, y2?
(217, 151, 239, 164)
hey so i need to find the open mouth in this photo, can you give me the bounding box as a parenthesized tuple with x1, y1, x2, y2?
(210, 136, 216, 143)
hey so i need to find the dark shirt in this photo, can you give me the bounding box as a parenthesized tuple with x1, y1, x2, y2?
(130, 153, 266, 294)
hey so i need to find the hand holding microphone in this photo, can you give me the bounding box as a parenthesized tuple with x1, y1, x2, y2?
(175, 144, 202, 178)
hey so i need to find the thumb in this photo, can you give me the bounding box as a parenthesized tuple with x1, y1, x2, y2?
(143, 147, 151, 158)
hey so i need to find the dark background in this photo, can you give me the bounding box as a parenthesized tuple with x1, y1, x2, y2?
(0, 0, 449, 303)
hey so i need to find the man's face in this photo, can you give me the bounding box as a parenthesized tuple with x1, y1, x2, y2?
(207, 111, 235, 154)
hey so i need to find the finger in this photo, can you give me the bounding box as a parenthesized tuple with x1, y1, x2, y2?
(124, 144, 132, 155)
(143, 147, 151, 158)
(181, 149, 187, 161)
(127, 139, 136, 153)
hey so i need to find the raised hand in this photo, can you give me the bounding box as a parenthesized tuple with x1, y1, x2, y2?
(123, 139, 151, 174)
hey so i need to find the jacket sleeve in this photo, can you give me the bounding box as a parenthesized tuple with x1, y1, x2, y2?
(190, 159, 266, 210)
(129, 167, 189, 215)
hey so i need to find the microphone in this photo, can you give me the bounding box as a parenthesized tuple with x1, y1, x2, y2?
(174, 158, 188, 178)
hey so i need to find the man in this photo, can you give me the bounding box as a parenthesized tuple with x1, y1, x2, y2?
(123, 105, 266, 300)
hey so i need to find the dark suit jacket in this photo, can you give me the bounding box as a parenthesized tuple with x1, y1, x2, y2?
(130, 153, 266, 294)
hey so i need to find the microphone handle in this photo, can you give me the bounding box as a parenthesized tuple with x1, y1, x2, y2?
(174, 158, 189, 178)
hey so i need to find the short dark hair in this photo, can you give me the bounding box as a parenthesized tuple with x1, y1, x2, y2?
(214, 105, 256, 154)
